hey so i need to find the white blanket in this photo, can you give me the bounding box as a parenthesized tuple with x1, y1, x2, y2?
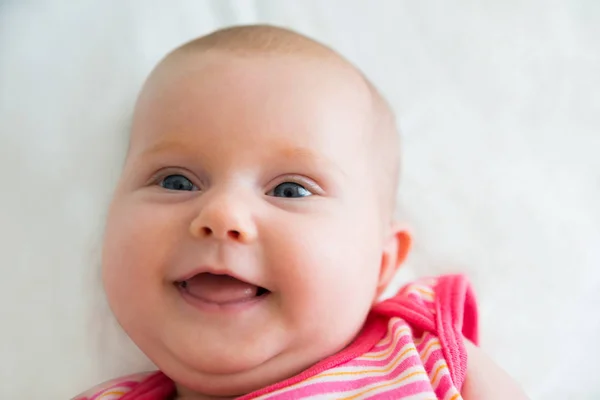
(0, 1, 598, 398)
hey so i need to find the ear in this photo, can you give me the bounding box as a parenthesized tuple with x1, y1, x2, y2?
(375, 223, 412, 299)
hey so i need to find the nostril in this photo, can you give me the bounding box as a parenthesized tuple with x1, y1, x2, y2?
(202, 227, 212, 236)
(228, 230, 241, 240)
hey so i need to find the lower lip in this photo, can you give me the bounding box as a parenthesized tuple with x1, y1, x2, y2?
(176, 285, 270, 313)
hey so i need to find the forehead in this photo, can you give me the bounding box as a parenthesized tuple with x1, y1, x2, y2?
(129, 52, 373, 161)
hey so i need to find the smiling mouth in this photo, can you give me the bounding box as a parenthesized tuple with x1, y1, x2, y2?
(175, 272, 270, 305)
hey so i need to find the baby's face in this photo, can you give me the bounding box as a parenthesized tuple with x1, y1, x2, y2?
(103, 52, 392, 396)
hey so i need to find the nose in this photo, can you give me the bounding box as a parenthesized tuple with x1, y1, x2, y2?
(189, 191, 257, 243)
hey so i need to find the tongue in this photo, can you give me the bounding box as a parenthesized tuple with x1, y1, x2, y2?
(183, 273, 258, 304)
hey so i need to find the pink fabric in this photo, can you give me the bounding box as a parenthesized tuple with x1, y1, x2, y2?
(434, 274, 479, 387)
(81, 274, 478, 399)
(120, 372, 174, 400)
(372, 274, 478, 389)
(86, 380, 139, 400)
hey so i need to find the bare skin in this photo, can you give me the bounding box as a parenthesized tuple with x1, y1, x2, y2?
(463, 340, 529, 400)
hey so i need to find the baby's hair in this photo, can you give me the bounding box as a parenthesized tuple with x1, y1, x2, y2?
(150, 24, 401, 220)
(176, 24, 340, 58)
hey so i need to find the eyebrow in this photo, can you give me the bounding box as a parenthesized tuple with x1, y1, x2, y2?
(135, 141, 346, 177)
(272, 145, 347, 177)
(135, 140, 194, 159)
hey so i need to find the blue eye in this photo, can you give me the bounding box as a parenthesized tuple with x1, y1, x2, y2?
(160, 174, 197, 191)
(270, 182, 312, 198)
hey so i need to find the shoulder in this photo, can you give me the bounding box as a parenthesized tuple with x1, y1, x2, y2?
(71, 371, 156, 400)
(462, 340, 529, 399)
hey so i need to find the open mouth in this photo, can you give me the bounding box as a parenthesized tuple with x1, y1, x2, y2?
(175, 272, 270, 305)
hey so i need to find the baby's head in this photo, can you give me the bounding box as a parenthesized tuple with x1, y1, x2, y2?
(101, 25, 410, 398)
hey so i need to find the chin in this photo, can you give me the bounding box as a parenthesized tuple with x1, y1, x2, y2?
(192, 355, 270, 376)
(171, 359, 281, 398)
(172, 339, 277, 375)
(165, 343, 315, 398)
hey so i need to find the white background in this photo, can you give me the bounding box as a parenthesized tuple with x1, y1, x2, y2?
(1, 1, 598, 398)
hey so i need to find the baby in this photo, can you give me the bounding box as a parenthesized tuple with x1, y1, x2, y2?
(75, 25, 527, 399)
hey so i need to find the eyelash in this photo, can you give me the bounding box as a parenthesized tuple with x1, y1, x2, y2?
(149, 169, 201, 188)
(150, 170, 322, 195)
(270, 175, 322, 195)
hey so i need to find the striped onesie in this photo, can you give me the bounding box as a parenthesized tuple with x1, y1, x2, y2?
(78, 274, 478, 399)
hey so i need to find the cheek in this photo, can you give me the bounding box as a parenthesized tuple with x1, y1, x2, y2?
(101, 199, 183, 317)
(265, 211, 381, 330)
